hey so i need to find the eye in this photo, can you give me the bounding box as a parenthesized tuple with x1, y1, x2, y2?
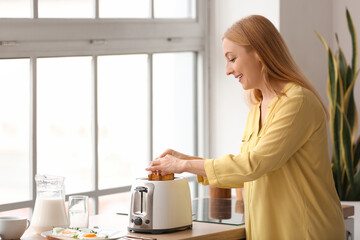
(229, 58, 236, 63)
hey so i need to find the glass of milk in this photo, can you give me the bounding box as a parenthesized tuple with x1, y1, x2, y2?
(68, 195, 89, 228)
(31, 174, 69, 233)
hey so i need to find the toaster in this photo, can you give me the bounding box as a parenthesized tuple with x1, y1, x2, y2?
(128, 176, 192, 233)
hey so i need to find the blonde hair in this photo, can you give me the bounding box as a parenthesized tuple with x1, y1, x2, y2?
(223, 15, 329, 118)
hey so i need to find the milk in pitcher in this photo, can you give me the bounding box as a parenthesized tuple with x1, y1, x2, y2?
(31, 197, 69, 232)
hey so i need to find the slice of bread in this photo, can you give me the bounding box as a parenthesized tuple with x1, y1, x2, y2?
(148, 171, 174, 181)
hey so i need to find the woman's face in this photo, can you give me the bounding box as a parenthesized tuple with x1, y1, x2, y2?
(222, 38, 263, 90)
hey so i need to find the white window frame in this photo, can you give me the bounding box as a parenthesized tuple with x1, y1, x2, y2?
(0, 0, 210, 214)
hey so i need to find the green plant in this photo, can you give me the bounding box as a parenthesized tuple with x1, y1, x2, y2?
(316, 9, 360, 201)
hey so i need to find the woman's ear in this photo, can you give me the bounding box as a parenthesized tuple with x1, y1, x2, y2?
(254, 51, 261, 63)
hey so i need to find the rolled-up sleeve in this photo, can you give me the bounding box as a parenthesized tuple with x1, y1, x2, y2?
(204, 95, 320, 187)
(198, 173, 244, 188)
(197, 175, 210, 185)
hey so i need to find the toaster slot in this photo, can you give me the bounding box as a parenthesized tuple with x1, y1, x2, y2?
(134, 186, 148, 215)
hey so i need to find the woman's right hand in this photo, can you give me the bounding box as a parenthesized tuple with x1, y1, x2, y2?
(156, 149, 190, 160)
(148, 148, 206, 176)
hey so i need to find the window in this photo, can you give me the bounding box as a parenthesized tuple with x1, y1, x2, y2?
(0, 59, 30, 205)
(152, 52, 196, 158)
(37, 57, 93, 194)
(0, 0, 207, 215)
(97, 55, 148, 189)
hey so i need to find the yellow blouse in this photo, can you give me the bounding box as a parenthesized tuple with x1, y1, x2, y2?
(198, 83, 345, 240)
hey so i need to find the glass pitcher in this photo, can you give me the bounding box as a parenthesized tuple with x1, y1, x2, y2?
(31, 174, 69, 233)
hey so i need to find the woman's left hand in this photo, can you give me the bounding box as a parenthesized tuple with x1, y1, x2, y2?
(145, 154, 186, 176)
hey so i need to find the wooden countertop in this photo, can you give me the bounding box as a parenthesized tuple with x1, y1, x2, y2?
(21, 205, 354, 240)
(22, 214, 245, 240)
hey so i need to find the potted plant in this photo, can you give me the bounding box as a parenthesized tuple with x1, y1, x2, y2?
(316, 8, 360, 201)
(316, 8, 360, 238)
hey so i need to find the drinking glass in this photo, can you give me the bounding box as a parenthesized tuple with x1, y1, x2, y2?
(68, 195, 89, 228)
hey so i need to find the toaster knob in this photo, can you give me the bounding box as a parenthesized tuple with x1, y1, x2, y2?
(134, 217, 143, 226)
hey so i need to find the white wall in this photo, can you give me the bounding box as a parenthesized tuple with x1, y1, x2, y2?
(279, 0, 333, 106)
(208, 0, 279, 158)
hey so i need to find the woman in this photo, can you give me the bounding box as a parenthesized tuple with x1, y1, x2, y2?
(146, 15, 345, 240)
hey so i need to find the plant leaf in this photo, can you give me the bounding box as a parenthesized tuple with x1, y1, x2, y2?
(315, 31, 330, 51)
(336, 41, 348, 91)
(346, 8, 357, 76)
(336, 61, 344, 108)
(328, 49, 338, 108)
(332, 163, 343, 199)
(346, 91, 358, 142)
(337, 104, 354, 199)
(349, 167, 360, 200)
(352, 138, 360, 200)
(332, 104, 343, 198)
(345, 66, 353, 90)
(343, 70, 359, 141)
(355, 138, 360, 172)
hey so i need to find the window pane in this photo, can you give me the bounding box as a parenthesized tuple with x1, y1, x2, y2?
(98, 55, 148, 189)
(152, 52, 196, 158)
(0, 59, 30, 204)
(38, 0, 94, 18)
(154, 0, 196, 19)
(0, 0, 31, 18)
(99, 0, 150, 18)
(37, 57, 93, 194)
(99, 192, 130, 215)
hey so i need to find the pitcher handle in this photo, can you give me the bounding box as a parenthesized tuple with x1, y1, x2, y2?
(26, 219, 31, 230)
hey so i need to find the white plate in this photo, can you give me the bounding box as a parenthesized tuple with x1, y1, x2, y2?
(41, 228, 127, 239)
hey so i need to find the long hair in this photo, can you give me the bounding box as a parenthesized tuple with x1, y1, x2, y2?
(223, 15, 329, 118)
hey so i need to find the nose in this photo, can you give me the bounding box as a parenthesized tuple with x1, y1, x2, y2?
(225, 62, 233, 76)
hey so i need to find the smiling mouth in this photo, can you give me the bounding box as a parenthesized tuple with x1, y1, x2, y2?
(238, 73, 243, 82)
